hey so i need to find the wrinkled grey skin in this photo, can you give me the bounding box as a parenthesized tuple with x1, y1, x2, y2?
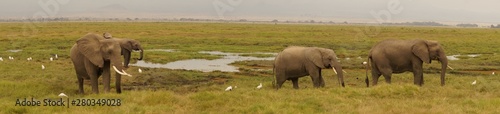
(274, 46, 345, 89)
(366, 39, 448, 87)
(70, 33, 127, 94)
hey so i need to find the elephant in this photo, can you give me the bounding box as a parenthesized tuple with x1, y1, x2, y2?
(70, 33, 132, 94)
(101, 32, 144, 68)
(273, 46, 345, 89)
(365, 39, 448, 87)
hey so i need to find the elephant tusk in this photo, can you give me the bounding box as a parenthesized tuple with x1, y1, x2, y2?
(332, 68, 338, 75)
(447, 65, 454, 70)
(113, 66, 133, 77)
(121, 70, 132, 77)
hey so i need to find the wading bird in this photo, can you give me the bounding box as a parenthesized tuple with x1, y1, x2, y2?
(42, 65, 45, 70)
(138, 68, 143, 73)
(256, 83, 263, 89)
(50, 57, 53, 61)
(58, 93, 68, 97)
(471, 80, 477, 85)
(225, 86, 233, 91)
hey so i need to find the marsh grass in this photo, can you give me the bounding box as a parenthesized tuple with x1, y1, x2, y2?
(0, 22, 499, 113)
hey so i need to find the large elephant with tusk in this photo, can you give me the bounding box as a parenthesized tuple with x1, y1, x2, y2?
(70, 33, 132, 94)
(273, 46, 345, 89)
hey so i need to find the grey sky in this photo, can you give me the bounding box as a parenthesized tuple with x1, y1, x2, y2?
(1, 0, 499, 24)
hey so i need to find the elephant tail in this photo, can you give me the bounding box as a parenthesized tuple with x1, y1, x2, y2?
(365, 57, 371, 87)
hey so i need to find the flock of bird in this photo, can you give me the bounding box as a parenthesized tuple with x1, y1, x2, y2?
(1, 54, 58, 70)
(225, 83, 262, 91)
(1, 54, 148, 74)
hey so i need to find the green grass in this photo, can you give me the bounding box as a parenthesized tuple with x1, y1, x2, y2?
(0, 22, 500, 113)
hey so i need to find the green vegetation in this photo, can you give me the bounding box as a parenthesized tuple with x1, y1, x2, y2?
(0, 22, 499, 113)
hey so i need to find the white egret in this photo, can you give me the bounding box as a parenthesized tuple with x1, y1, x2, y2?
(0, 57, 3, 61)
(58, 93, 68, 97)
(256, 83, 263, 89)
(225, 86, 233, 91)
(55, 54, 58, 59)
(138, 68, 143, 73)
(471, 80, 477, 85)
(42, 65, 45, 70)
(50, 57, 53, 61)
(362, 61, 367, 65)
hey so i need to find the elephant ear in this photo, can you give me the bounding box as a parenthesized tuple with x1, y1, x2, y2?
(305, 48, 326, 68)
(77, 34, 104, 67)
(412, 40, 431, 64)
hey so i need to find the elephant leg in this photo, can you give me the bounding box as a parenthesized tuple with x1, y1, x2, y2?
(421, 75, 424, 85)
(84, 60, 99, 94)
(77, 77, 84, 94)
(102, 61, 111, 93)
(371, 66, 382, 86)
(412, 62, 424, 86)
(75, 69, 87, 94)
(381, 69, 392, 84)
(291, 77, 300, 89)
(308, 69, 321, 88)
(318, 69, 325, 87)
(382, 73, 392, 84)
(291, 77, 299, 89)
(275, 73, 287, 90)
(73, 60, 88, 94)
(319, 76, 325, 87)
(116, 73, 122, 93)
(378, 65, 393, 84)
(412, 69, 424, 86)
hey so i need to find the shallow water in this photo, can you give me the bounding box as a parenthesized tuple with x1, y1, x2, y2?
(145, 49, 176, 52)
(131, 51, 275, 72)
(446, 54, 481, 60)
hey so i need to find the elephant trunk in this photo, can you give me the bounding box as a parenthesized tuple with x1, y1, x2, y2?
(439, 50, 447, 86)
(332, 60, 345, 87)
(137, 48, 143, 60)
(123, 50, 131, 68)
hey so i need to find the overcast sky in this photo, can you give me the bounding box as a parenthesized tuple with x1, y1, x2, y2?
(1, 0, 499, 24)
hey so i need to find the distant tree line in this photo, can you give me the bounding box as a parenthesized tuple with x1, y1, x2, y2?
(457, 23, 478, 28)
(383, 22, 446, 26)
(491, 24, 500, 28)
